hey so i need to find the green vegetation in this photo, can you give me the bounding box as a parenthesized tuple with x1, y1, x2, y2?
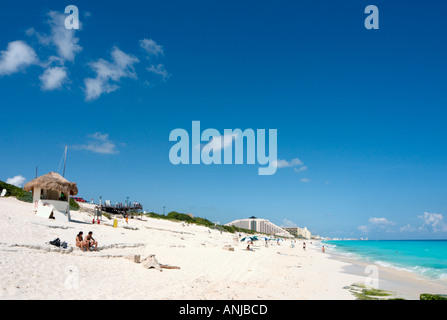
(102, 212, 112, 220)
(0, 180, 32, 202)
(218, 224, 257, 235)
(167, 211, 197, 223)
(0, 180, 79, 211)
(420, 294, 447, 300)
(143, 210, 255, 235)
(344, 283, 403, 300)
(346, 284, 447, 300)
(69, 198, 80, 211)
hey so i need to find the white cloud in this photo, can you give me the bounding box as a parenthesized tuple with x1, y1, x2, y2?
(21, 10, 82, 91)
(0, 41, 38, 76)
(2, 10, 170, 99)
(139, 39, 164, 57)
(84, 46, 139, 101)
(147, 63, 171, 81)
(358, 225, 368, 234)
(294, 166, 307, 172)
(44, 11, 82, 62)
(273, 158, 309, 181)
(400, 224, 415, 233)
(140, 39, 170, 83)
(39, 66, 68, 91)
(195, 132, 238, 153)
(358, 217, 395, 235)
(281, 218, 298, 228)
(418, 212, 447, 233)
(73, 132, 119, 154)
(368, 217, 395, 226)
(84, 77, 118, 100)
(207, 133, 238, 150)
(6, 175, 27, 187)
(273, 158, 303, 169)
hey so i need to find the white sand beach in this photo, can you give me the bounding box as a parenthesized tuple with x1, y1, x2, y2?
(0, 196, 445, 300)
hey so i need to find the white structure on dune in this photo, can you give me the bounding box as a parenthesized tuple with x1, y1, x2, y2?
(283, 226, 312, 240)
(225, 216, 294, 238)
(24, 172, 78, 223)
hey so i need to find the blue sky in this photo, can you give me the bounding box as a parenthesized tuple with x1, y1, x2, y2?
(1, 0, 447, 239)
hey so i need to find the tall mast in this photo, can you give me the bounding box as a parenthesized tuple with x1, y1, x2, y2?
(62, 146, 67, 177)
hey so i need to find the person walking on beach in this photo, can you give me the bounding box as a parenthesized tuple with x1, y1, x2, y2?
(322, 245, 325, 253)
(303, 242, 306, 251)
(76, 231, 88, 252)
(85, 231, 98, 251)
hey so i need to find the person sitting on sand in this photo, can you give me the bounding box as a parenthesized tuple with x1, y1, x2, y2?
(85, 231, 98, 251)
(76, 231, 88, 252)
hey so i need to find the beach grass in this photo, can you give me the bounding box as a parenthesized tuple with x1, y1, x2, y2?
(344, 283, 403, 300)
(0, 180, 32, 202)
(143, 210, 256, 235)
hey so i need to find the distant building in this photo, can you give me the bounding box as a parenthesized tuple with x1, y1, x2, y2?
(283, 227, 312, 240)
(225, 216, 293, 238)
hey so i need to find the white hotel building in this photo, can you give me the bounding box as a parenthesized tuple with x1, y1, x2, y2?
(225, 216, 294, 238)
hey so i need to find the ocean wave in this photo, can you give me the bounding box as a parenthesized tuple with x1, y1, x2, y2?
(325, 241, 447, 281)
(373, 260, 447, 280)
(359, 257, 447, 281)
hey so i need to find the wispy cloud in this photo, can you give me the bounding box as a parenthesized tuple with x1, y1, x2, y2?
(6, 175, 27, 187)
(400, 224, 415, 233)
(369, 217, 395, 226)
(139, 38, 171, 82)
(0, 41, 38, 76)
(359, 217, 396, 235)
(294, 166, 307, 172)
(73, 132, 119, 154)
(358, 225, 368, 234)
(281, 218, 298, 228)
(147, 63, 171, 81)
(84, 46, 139, 101)
(273, 158, 309, 181)
(139, 38, 164, 57)
(273, 158, 303, 168)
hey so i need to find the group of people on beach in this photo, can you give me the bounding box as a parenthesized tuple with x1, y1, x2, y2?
(76, 231, 98, 252)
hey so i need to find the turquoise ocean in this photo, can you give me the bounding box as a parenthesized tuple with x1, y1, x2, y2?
(322, 240, 447, 280)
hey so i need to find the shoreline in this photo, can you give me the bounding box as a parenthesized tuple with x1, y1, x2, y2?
(325, 248, 447, 300)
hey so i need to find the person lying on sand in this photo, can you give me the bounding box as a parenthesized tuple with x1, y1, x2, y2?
(85, 231, 98, 251)
(76, 231, 88, 252)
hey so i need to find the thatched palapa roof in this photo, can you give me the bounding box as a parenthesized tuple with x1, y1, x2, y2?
(24, 172, 78, 195)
